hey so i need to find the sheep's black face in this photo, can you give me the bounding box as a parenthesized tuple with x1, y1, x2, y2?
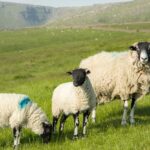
(41, 122, 52, 143)
(67, 68, 90, 87)
(129, 42, 150, 64)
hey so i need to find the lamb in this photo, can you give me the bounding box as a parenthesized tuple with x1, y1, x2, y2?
(52, 68, 96, 139)
(0, 93, 52, 149)
(80, 42, 150, 125)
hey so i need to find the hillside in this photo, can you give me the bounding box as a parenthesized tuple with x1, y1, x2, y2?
(0, 2, 53, 29)
(0, 0, 150, 29)
(48, 0, 150, 27)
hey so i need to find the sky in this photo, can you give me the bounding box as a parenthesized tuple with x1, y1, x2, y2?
(0, 0, 132, 7)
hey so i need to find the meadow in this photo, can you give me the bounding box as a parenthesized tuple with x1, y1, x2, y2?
(101, 22, 150, 31)
(0, 28, 150, 150)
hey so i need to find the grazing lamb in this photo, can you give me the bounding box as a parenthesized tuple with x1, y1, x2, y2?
(0, 93, 52, 149)
(80, 42, 150, 125)
(52, 68, 96, 139)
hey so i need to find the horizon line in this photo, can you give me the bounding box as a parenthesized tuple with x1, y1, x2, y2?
(0, 0, 133, 8)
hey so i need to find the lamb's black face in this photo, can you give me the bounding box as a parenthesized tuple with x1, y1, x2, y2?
(67, 68, 90, 87)
(41, 122, 52, 143)
(129, 42, 150, 64)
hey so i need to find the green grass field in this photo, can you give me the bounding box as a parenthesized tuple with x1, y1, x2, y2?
(0, 28, 150, 150)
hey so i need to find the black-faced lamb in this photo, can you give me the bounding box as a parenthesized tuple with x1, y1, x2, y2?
(52, 68, 96, 139)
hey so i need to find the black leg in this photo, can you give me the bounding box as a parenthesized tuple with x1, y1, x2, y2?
(52, 116, 58, 134)
(130, 97, 136, 124)
(73, 112, 79, 139)
(13, 126, 21, 149)
(131, 97, 136, 109)
(83, 110, 90, 136)
(59, 114, 68, 133)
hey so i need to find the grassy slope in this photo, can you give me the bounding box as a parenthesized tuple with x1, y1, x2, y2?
(0, 28, 150, 149)
(1, 0, 150, 29)
(101, 22, 150, 30)
(0, 2, 53, 29)
(48, 0, 150, 27)
(0, 3, 27, 28)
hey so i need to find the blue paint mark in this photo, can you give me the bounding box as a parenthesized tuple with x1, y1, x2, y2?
(111, 52, 127, 58)
(19, 96, 32, 109)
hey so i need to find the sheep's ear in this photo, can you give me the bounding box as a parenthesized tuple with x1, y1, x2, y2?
(129, 45, 137, 51)
(42, 122, 48, 130)
(66, 71, 72, 75)
(86, 70, 91, 74)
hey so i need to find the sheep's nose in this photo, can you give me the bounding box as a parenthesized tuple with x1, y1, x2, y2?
(141, 57, 148, 62)
(140, 57, 148, 64)
(140, 50, 148, 63)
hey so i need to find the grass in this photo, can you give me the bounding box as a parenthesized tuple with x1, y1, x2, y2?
(100, 22, 150, 31)
(0, 28, 150, 149)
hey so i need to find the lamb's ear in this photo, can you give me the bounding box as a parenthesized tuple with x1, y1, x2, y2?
(66, 71, 72, 75)
(86, 70, 91, 74)
(129, 45, 137, 51)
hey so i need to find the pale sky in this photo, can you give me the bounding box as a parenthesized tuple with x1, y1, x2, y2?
(0, 0, 132, 7)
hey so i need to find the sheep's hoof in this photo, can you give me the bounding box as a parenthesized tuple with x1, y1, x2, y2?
(82, 134, 87, 139)
(13, 145, 19, 150)
(52, 130, 57, 135)
(52, 132, 57, 138)
(72, 135, 79, 140)
(130, 119, 135, 125)
(58, 131, 64, 137)
(121, 120, 127, 126)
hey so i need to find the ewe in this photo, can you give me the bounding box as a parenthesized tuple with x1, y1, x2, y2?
(80, 42, 150, 125)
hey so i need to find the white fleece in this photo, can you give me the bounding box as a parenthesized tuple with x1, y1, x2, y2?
(52, 77, 96, 117)
(80, 51, 150, 104)
(0, 93, 49, 135)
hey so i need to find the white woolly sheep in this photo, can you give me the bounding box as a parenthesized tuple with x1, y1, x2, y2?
(80, 42, 150, 125)
(0, 93, 52, 149)
(52, 68, 96, 139)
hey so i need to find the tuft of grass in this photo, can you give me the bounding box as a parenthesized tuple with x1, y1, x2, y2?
(13, 74, 34, 80)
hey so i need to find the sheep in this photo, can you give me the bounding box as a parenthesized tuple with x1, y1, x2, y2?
(0, 93, 52, 149)
(80, 42, 150, 125)
(52, 68, 96, 139)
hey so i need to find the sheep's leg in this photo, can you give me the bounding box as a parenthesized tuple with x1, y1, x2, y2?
(59, 114, 68, 133)
(13, 126, 21, 149)
(130, 98, 136, 124)
(91, 108, 96, 123)
(83, 110, 90, 136)
(73, 112, 79, 139)
(52, 116, 58, 134)
(121, 100, 128, 125)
